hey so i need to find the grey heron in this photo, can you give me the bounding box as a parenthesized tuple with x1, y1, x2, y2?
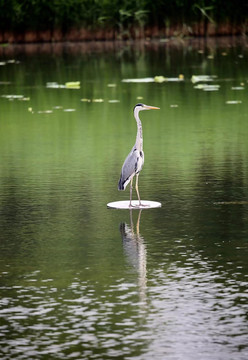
(118, 103, 160, 207)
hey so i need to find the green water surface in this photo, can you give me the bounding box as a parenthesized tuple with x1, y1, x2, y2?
(0, 38, 247, 359)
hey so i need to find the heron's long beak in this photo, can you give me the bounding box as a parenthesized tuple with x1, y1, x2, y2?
(144, 105, 160, 110)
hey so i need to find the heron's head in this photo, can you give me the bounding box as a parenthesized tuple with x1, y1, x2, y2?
(134, 103, 160, 112)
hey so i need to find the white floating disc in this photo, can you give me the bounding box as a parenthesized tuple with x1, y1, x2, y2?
(107, 200, 162, 209)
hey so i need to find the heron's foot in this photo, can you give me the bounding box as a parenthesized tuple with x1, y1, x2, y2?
(129, 202, 149, 208)
(139, 203, 149, 208)
(129, 203, 138, 208)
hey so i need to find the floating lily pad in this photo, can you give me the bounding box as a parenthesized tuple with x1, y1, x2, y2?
(38, 110, 53, 114)
(122, 75, 184, 83)
(226, 100, 242, 104)
(81, 98, 105, 103)
(154, 76, 166, 83)
(92, 99, 104, 103)
(203, 87, 220, 92)
(122, 77, 154, 83)
(1, 94, 28, 100)
(46, 82, 65, 89)
(46, 81, 80, 89)
(65, 81, 80, 89)
(17, 97, 30, 101)
(0, 59, 18, 65)
(194, 84, 220, 91)
(231, 87, 245, 90)
(154, 75, 184, 83)
(191, 75, 217, 84)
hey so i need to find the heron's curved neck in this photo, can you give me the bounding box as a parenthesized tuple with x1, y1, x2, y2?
(134, 108, 143, 151)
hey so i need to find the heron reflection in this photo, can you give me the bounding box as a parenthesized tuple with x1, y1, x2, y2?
(119, 209, 147, 304)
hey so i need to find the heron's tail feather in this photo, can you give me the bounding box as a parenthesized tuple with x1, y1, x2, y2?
(118, 175, 131, 191)
(118, 177, 125, 191)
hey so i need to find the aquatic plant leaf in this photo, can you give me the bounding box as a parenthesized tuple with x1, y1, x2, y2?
(226, 100, 242, 104)
(191, 75, 217, 84)
(122, 78, 154, 83)
(65, 81, 80, 89)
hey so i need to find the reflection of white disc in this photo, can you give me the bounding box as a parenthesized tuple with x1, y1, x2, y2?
(107, 200, 162, 209)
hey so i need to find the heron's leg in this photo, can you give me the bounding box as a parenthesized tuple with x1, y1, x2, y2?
(135, 173, 141, 205)
(129, 178, 133, 207)
(136, 209, 142, 234)
(135, 174, 148, 207)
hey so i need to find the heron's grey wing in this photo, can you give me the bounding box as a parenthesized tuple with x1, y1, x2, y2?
(118, 149, 138, 190)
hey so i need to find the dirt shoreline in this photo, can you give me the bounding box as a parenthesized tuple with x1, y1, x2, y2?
(0, 22, 246, 43)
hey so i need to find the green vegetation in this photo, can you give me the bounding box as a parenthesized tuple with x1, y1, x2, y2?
(0, 0, 247, 37)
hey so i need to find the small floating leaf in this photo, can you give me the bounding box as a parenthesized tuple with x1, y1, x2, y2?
(46, 82, 65, 89)
(122, 78, 154, 83)
(18, 97, 30, 101)
(38, 110, 53, 114)
(1, 94, 25, 100)
(191, 75, 217, 84)
(203, 87, 220, 91)
(108, 100, 120, 103)
(154, 75, 184, 83)
(81, 98, 91, 102)
(226, 100, 242, 104)
(194, 84, 204, 89)
(231, 87, 245, 90)
(194, 84, 220, 91)
(92, 99, 104, 102)
(107, 83, 117, 87)
(46, 82, 80, 89)
(154, 76, 167, 83)
(65, 81, 80, 89)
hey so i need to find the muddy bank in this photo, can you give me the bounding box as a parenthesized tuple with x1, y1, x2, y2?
(0, 22, 246, 43)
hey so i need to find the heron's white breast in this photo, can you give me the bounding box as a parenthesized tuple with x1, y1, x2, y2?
(134, 149, 144, 173)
